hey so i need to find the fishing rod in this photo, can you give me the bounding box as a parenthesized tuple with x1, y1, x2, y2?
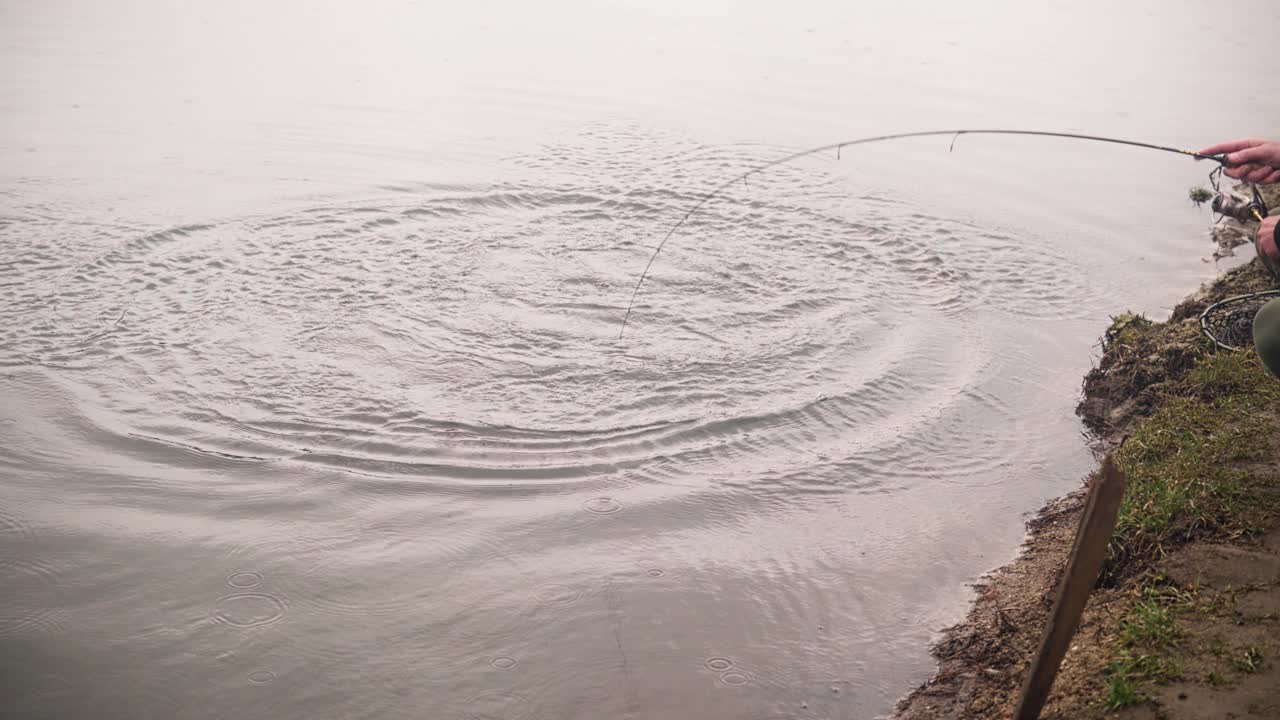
(618, 129, 1241, 338)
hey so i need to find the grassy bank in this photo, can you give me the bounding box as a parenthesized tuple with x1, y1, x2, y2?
(896, 259, 1280, 719)
(1065, 279, 1280, 716)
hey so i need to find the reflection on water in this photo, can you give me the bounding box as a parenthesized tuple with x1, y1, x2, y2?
(3, 0, 1279, 718)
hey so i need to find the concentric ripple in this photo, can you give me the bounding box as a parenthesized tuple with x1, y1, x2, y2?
(248, 670, 277, 685)
(0, 129, 1105, 513)
(227, 572, 263, 589)
(583, 498, 624, 515)
(705, 657, 735, 672)
(489, 656, 519, 671)
(465, 692, 532, 720)
(211, 593, 288, 628)
(533, 584, 582, 605)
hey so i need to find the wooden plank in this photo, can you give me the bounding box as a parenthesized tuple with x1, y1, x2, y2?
(1014, 456, 1127, 720)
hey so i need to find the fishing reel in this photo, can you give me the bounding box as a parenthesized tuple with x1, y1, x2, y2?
(1206, 163, 1280, 280)
(1207, 164, 1268, 224)
(1211, 187, 1268, 224)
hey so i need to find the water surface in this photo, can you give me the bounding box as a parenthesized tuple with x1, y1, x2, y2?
(3, 1, 1278, 718)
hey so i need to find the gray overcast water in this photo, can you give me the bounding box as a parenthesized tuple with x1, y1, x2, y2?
(2, 1, 1278, 718)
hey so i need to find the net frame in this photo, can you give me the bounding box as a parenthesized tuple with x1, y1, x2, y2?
(1199, 290, 1280, 351)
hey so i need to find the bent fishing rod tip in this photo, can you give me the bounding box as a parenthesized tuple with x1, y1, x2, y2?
(617, 130, 1233, 337)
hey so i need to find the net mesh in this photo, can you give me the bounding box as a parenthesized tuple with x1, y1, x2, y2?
(1199, 291, 1280, 350)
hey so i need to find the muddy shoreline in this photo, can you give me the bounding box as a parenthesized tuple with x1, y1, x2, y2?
(893, 218, 1280, 719)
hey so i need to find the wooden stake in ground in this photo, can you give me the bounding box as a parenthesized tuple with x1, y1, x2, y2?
(1014, 456, 1127, 720)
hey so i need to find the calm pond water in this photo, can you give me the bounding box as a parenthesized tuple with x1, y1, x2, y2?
(3, 1, 1278, 718)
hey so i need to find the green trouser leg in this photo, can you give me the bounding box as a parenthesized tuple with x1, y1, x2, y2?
(1254, 298, 1280, 379)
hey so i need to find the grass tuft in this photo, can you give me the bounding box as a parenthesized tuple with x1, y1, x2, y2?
(1104, 662, 1144, 709)
(1101, 586, 1188, 708)
(1233, 646, 1265, 674)
(1118, 595, 1178, 648)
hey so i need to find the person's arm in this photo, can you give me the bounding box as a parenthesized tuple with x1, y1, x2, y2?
(1198, 138, 1280, 184)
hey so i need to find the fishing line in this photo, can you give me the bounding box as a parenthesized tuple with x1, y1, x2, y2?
(618, 129, 1228, 337)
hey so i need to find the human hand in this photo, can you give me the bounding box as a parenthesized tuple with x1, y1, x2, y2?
(1257, 215, 1280, 277)
(1198, 139, 1280, 184)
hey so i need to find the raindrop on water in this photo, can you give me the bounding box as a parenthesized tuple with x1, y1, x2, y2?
(705, 657, 735, 672)
(532, 584, 581, 605)
(212, 593, 287, 627)
(489, 656, 518, 670)
(583, 497, 623, 515)
(227, 572, 262, 588)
